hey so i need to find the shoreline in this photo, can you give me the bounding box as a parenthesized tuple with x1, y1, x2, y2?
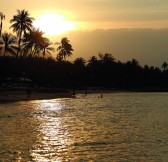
(1, 87, 168, 103)
(0, 89, 73, 103)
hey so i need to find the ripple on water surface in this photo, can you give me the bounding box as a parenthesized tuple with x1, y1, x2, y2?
(0, 93, 168, 161)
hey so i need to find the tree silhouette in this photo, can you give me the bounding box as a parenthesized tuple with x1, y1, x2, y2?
(0, 32, 18, 57)
(74, 57, 86, 66)
(41, 38, 55, 58)
(131, 59, 139, 67)
(99, 53, 115, 64)
(87, 56, 99, 67)
(57, 37, 73, 60)
(10, 9, 34, 57)
(0, 12, 5, 37)
(22, 28, 49, 57)
(162, 62, 167, 71)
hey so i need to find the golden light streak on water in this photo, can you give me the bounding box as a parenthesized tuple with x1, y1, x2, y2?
(28, 99, 73, 161)
(0, 93, 168, 161)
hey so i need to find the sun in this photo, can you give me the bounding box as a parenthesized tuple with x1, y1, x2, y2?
(33, 13, 75, 36)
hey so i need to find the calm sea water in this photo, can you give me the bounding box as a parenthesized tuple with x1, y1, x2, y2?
(0, 92, 168, 162)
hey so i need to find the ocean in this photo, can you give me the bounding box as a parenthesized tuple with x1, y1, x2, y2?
(0, 92, 168, 161)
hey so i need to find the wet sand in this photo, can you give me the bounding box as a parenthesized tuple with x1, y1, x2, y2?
(0, 90, 72, 102)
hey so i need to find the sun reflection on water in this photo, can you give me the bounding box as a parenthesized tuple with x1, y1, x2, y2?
(1, 93, 168, 161)
(29, 99, 72, 161)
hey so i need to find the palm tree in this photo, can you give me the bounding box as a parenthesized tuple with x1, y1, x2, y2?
(10, 9, 34, 57)
(162, 62, 168, 71)
(99, 53, 115, 64)
(74, 57, 86, 66)
(131, 59, 139, 66)
(57, 37, 73, 60)
(41, 38, 55, 58)
(22, 28, 54, 57)
(88, 56, 99, 67)
(22, 28, 43, 56)
(0, 12, 5, 37)
(0, 32, 18, 57)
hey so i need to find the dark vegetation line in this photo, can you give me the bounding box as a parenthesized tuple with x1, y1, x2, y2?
(0, 10, 168, 91)
(1, 55, 168, 91)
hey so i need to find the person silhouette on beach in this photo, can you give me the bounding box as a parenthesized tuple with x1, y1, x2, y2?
(27, 87, 31, 99)
(85, 90, 87, 96)
(72, 89, 76, 96)
(98, 94, 103, 98)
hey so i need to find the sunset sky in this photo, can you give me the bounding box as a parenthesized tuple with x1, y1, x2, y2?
(1, 0, 168, 67)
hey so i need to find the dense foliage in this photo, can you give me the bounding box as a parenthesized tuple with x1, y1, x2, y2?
(0, 54, 168, 91)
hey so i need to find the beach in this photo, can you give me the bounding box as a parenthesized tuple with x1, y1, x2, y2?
(0, 88, 72, 102)
(1, 86, 168, 103)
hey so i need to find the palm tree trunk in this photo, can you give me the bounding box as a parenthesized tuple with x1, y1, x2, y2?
(43, 48, 45, 58)
(16, 29, 22, 57)
(3, 47, 6, 57)
(0, 20, 2, 37)
(30, 47, 33, 57)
